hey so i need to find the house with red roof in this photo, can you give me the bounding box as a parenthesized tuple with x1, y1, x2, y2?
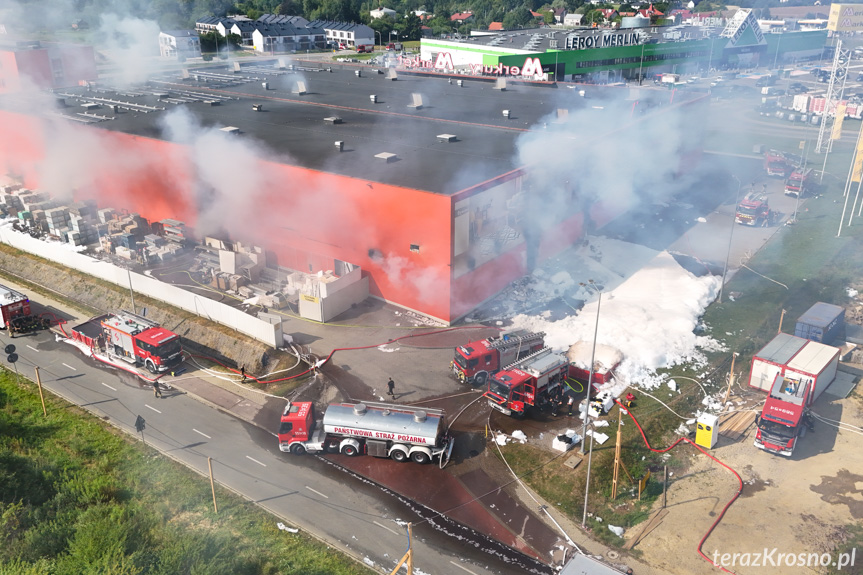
(638, 4, 664, 17)
(451, 12, 474, 22)
(488, 22, 504, 31)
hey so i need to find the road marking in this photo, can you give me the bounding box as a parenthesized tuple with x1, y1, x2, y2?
(450, 561, 480, 575)
(193, 428, 211, 439)
(101, 382, 117, 391)
(26, 345, 38, 352)
(62, 363, 77, 370)
(246, 455, 266, 467)
(145, 404, 162, 414)
(373, 520, 399, 535)
(305, 486, 329, 499)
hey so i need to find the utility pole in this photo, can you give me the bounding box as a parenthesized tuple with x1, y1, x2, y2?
(34, 366, 47, 417)
(611, 408, 623, 499)
(722, 353, 738, 409)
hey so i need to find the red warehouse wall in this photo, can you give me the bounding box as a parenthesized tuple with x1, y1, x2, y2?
(0, 112, 455, 321)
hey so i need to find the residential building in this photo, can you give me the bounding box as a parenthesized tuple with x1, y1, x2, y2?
(370, 7, 397, 19)
(307, 20, 375, 48)
(251, 22, 326, 54)
(159, 30, 202, 60)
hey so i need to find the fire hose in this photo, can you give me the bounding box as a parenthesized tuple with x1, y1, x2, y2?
(615, 399, 743, 574)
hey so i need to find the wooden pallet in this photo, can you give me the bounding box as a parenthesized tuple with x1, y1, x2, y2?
(623, 508, 669, 550)
(719, 411, 756, 441)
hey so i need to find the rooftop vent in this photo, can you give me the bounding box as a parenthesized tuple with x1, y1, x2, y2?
(252, 104, 263, 111)
(370, 94, 378, 103)
(293, 81, 306, 95)
(375, 152, 398, 163)
(408, 93, 424, 109)
(436, 134, 457, 142)
(324, 116, 343, 124)
(220, 126, 240, 135)
(502, 109, 511, 118)
(334, 140, 344, 151)
(233, 62, 242, 73)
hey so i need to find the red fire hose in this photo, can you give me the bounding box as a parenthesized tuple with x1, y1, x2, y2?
(615, 399, 742, 574)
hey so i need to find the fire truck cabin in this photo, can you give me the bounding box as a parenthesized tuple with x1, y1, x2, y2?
(486, 349, 568, 415)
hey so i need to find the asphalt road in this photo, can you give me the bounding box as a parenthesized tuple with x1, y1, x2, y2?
(1, 326, 547, 575)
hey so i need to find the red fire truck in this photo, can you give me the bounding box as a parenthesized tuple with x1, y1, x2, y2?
(484, 347, 569, 417)
(451, 330, 545, 386)
(0, 283, 49, 334)
(754, 374, 820, 456)
(71, 311, 182, 373)
(784, 168, 812, 197)
(735, 193, 772, 226)
(764, 150, 794, 178)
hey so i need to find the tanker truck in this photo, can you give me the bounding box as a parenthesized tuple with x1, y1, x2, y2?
(278, 401, 454, 466)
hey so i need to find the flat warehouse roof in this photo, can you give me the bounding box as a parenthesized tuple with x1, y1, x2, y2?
(0, 60, 697, 195)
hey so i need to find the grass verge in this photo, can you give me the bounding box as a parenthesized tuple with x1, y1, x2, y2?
(0, 370, 366, 575)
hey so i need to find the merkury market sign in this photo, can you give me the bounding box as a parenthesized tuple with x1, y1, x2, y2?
(399, 53, 544, 77)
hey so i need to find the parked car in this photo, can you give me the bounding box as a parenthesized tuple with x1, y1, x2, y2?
(789, 82, 809, 94)
(756, 75, 777, 87)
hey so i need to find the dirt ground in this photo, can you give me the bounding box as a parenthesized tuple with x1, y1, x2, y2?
(628, 381, 863, 575)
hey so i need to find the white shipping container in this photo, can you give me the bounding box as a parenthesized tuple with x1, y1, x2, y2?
(792, 94, 811, 113)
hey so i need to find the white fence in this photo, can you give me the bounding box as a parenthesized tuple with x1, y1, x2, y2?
(0, 226, 279, 347)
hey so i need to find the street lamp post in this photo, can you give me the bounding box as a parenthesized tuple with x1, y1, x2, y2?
(719, 175, 741, 303)
(582, 420, 595, 528)
(375, 31, 381, 50)
(579, 279, 602, 455)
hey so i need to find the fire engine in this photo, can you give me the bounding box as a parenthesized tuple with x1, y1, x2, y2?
(763, 150, 794, 178)
(451, 330, 545, 386)
(70, 311, 182, 373)
(484, 347, 569, 417)
(784, 168, 812, 197)
(735, 193, 772, 226)
(278, 401, 454, 465)
(0, 283, 49, 334)
(755, 374, 821, 456)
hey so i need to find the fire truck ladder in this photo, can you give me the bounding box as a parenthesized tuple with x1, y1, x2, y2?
(486, 331, 546, 351)
(816, 39, 850, 154)
(502, 346, 553, 371)
(115, 310, 160, 330)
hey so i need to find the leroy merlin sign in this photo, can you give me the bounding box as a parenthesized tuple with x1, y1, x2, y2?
(399, 53, 544, 77)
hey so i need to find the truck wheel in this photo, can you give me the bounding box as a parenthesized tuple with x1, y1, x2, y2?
(390, 448, 409, 462)
(145, 360, 156, 374)
(475, 372, 488, 388)
(291, 443, 306, 455)
(341, 444, 359, 456)
(410, 451, 430, 464)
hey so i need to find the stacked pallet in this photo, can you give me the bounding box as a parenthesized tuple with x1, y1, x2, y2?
(719, 411, 756, 441)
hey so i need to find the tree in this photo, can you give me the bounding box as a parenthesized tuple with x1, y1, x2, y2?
(401, 12, 422, 40)
(502, 6, 531, 28)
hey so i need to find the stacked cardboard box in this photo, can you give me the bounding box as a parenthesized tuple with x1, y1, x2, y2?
(98, 208, 115, 224)
(160, 218, 187, 242)
(69, 216, 99, 246)
(45, 207, 70, 236)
